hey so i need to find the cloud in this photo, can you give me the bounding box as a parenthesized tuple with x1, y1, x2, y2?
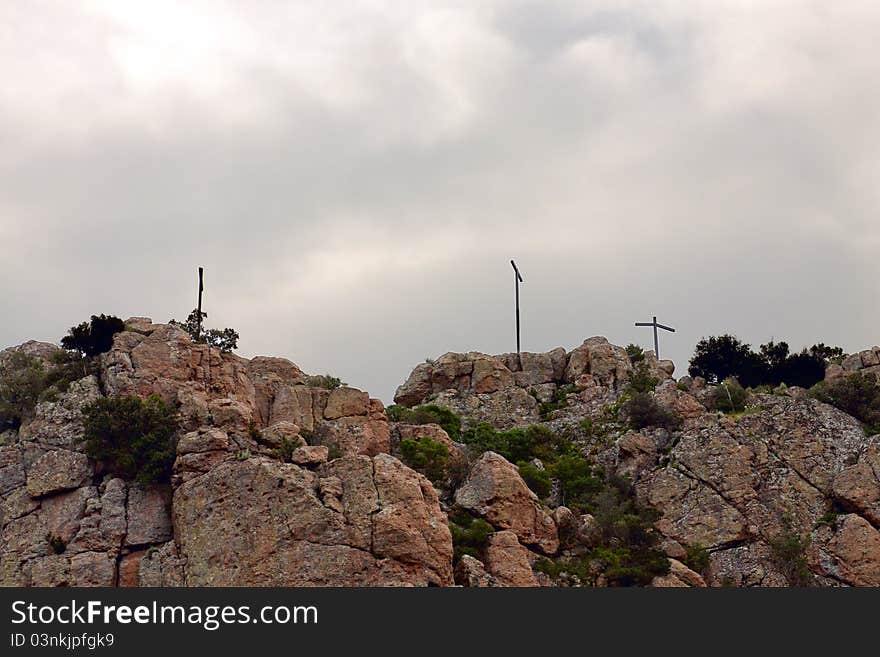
(1, 1, 878, 401)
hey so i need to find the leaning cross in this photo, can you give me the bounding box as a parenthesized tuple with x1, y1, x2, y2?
(634, 316, 675, 360)
(511, 260, 523, 353)
(196, 266, 205, 342)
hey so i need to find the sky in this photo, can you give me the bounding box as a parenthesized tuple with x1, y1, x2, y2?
(2, 1, 879, 402)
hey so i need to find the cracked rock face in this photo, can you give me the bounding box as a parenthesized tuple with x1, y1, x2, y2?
(174, 455, 452, 586)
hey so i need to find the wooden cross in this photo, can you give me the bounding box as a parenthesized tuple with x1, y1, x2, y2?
(634, 315, 675, 360)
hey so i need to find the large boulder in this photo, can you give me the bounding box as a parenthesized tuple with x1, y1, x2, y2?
(173, 455, 452, 586)
(455, 452, 558, 554)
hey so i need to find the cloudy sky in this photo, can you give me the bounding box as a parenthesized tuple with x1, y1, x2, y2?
(2, 1, 879, 402)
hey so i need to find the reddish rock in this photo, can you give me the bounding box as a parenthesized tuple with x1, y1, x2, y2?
(455, 452, 559, 554)
(483, 531, 539, 587)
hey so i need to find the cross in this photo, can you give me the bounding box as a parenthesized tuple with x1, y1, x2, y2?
(511, 260, 523, 353)
(196, 266, 204, 341)
(634, 316, 675, 360)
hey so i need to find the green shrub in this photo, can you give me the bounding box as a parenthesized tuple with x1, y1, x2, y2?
(539, 384, 578, 418)
(169, 309, 239, 352)
(684, 544, 710, 573)
(272, 437, 298, 463)
(387, 404, 462, 441)
(517, 461, 552, 498)
(707, 378, 749, 414)
(61, 314, 125, 358)
(460, 423, 568, 464)
(769, 530, 812, 586)
(623, 392, 682, 430)
(80, 394, 179, 485)
(689, 334, 840, 389)
(625, 344, 645, 363)
(810, 373, 880, 435)
(551, 454, 603, 510)
(0, 352, 47, 429)
(305, 374, 345, 390)
(449, 512, 494, 563)
(400, 437, 449, 484)
(626, 362, 659, 394)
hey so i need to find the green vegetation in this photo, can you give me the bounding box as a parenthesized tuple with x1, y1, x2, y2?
(684, 544, 710, 574)
(688, 335, 843, 389)
(0, 346, 106, 429)
(536, 384, 578, 419)
(582, 475, 670, 585)
(169, 309, 239, 352)
(623, 392, 682, 431)
(706, 377, 749, 414)
(400, 437, 450, 484)
(272, 436, 299, 463)
(305, 374, 345, 390)
(627, 361, 659, 393)
(80, 394, 179, 485)
(460, 422, 571, 464)
(810, 373, 880, 435)
(449, 512, 494, 563)
(517, 461, 552, 498)
(769, 529, 812, 586)
(0, 352, 48, 430)
(625, 344, 645, 363)
(386, 404, 462, 441)
(61, 314, 125, 359)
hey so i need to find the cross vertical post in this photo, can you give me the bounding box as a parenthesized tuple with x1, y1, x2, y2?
(634, 315, 676, 360)
(196, 267, 204, 342)
(511, 260, 523, 353)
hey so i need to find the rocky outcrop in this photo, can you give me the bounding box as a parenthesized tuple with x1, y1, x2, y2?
(826, 346, 880, 381)
(173, 455, 452, 586)
(1, 319, 450, 587)
(395, 337, 673, 429)
(4, 322, 880, 587)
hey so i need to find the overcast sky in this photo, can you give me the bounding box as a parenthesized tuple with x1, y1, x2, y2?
(2, 1, 879, 402)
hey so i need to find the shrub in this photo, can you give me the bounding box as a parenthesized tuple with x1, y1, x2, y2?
(0, 352, 47, 429)
(626, 362, 659, 394)
(400, 437, 449, 484)
(810, 373, 880, 435)
(625, 344, 645, 363)
(689, 335, 840, 389)
(769, 530, 812, 586)
(449, 512, 494, 563)
(623, 392, 682, 431)
(550, 454, 603, 509)
(517, 461, 552, 498)
(689, 335, 766, 386)
(460, 423, 567, 464)
(387, 404, 462, 441)
(684, 544, 710, 573)
(169, 309, 239, 352)
(61, 314, 125, 358)
(538, 384, 578, 418)
(272, 437, 298, 463)
(304, 374, 345, 390)
(80, 394, 179, 485)
(707, 377, 749, 414)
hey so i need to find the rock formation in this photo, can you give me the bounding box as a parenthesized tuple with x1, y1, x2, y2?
(2, 323, 878, 587)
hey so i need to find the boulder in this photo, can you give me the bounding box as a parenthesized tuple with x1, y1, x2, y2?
(173, 455, 452, 586)
(26, 450, 91, 497)
(455, 452, 559, 554)
(483, 530, 539, 587)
